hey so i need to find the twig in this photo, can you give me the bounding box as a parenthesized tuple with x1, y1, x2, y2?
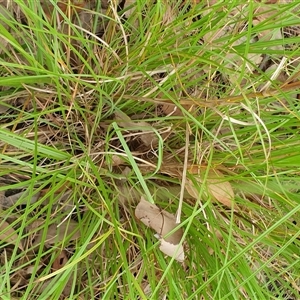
(176, 123, 189, 224)
(117, 80, 300, 107)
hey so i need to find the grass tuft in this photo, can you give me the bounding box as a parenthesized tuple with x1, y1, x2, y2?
(0, 0, 300, 299)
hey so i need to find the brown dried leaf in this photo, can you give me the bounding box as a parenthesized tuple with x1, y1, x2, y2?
(39, 249, 74, 297)
(25, 264, 43, 275)
(0, 220, 23, 250)
(158, 237, 185, 262)
(52, 250, 68, 271)
(206, 169, 235, 208)
(135, 197, 184, 261)
(115, 110, 158, 147)
(41, 0, 87, 21)
(110, 154, 125, 166)
(33, 219, 80, 248)
(187, 167, 235, 208)
(185, 179, 199, 199)
(0, 103, 9, 113)
(115, 110, 135, 128)
(0, 190, 41, 209)
(123, 0, 136, 19)
(139, 131, 158, 147)
(135, 197, 183, 244)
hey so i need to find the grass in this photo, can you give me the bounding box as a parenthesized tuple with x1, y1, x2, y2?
(0, 0, 300, 299)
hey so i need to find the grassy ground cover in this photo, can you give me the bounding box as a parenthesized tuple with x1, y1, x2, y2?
(0, 0, 300, 299)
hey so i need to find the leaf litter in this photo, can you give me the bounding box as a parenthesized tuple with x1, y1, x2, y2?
(187, 166, 235, 208)
(0, 220, 23, 251)
(135, 197, 184, 262)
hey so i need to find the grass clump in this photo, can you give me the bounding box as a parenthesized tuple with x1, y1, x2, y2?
(0, 0, 300, 299)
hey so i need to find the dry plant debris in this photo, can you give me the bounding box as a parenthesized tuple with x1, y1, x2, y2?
(0, 0, 300, 298)
(135, 197, 184, 262)
(187, 166, 235, 208)
(0, 220, 23, 251)
(31, 219, 80, 248)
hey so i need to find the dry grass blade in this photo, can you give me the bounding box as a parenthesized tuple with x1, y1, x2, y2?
(118, 79, 300, 108)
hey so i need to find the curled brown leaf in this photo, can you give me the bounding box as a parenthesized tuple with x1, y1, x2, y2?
(135, 197, 184, 261)
(135, 197, 183, 244)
